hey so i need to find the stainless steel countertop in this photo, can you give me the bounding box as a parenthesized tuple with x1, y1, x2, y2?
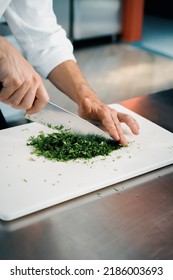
(0, 89, 173, 260)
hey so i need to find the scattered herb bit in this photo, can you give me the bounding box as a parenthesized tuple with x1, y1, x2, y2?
(28, 157, 36, 161)
(97, 192, 102, 198)
(21, 128, 29, 132)
(113, 187, 119, 192)
(117, 155, 122, 159)
(47, 123, 64, 130)
(27, 126, 123, 162)
(25, 115, 31, 120)
(23, 179, 27, 183)
(168, 146, 173, 149)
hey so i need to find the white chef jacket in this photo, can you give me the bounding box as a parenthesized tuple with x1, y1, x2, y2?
(0, 0, 76, 78)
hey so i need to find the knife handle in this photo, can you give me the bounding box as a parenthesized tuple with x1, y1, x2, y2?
(0, 82, 2, 91)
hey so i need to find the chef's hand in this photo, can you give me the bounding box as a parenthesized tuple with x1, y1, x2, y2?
(78, 97, 139, 146)
(0, 36, 49, 114)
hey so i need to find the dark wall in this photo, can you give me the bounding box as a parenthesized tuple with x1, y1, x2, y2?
(145, 0, 173, 19)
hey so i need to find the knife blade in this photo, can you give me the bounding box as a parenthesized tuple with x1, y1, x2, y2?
(25, 102, 111, 139)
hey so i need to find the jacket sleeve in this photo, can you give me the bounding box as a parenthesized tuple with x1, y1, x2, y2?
(4, 0, 76, 78)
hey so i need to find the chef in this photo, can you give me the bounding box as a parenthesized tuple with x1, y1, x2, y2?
(0, 0, 139, 145)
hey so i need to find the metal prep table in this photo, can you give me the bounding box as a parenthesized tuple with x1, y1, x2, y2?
(0, 88, 173, 260)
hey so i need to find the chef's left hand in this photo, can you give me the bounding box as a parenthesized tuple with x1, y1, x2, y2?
(78, 97, 140, 146)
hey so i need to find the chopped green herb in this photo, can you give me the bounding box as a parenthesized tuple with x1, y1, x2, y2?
(28, 157, 36, 161)
(47, 123, 64, 130)
(27, 125, 123, 162)
(113, 187, 119, 192)
(25, 115, 31, 120)
(21, 128, 30, 132)
(97, 192, 102, 198)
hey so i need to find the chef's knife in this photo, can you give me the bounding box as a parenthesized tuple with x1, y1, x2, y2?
(25, 102, 111, 139)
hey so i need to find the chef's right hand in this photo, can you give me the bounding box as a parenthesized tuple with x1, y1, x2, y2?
(0, 36, 49, 114)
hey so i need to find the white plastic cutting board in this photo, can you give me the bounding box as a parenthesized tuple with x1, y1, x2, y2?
(0, 104, 173, 221)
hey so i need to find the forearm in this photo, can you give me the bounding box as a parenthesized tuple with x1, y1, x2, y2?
(48, 60, 101, 107)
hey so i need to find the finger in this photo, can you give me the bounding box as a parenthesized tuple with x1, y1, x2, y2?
(0, 81, 20, 101)
(93, 105, 125, 144)
(4, 82, 30, 106)
(110, 111, 128, 146)
(11, 87, 36, 110)
(26, 83, 49, 115)
(118, 112, 140, 135)
(100, 111, 121, 142)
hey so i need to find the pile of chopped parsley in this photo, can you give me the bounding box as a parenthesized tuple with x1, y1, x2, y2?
(27, 126, 122, 162)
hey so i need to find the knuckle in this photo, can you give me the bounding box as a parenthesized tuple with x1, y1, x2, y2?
(25, 77, 36, 87)
(121, 113, 130, 123)
(24, 78, 31, 87)
(114, 121, 121, 127)
(31, 75, 38, 85)
(101, 107, 110, 118)
(32, 73, 41, 84)
(111, 107, 118, 115)
(13, 79, 22, 89)
(24, 73, 40, 88)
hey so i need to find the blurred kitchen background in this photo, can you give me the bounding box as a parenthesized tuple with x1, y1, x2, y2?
(1, 0, 173, 123)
